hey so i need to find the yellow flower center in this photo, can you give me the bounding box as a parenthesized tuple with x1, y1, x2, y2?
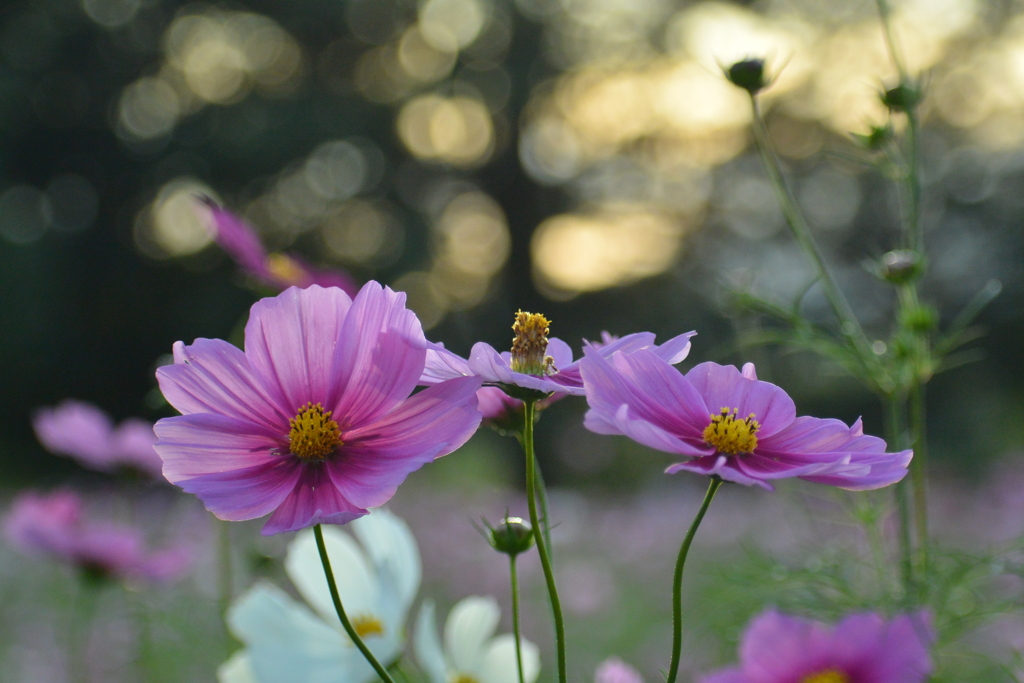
(801, 670, 849, 683)
(351, 614, 385, 639)
(451, 676, 480, 683)
(288, 402, 341, 460)
(267, 253, 307, 285)
(510, 310, 555, 376)
(702, 407, 760, 454)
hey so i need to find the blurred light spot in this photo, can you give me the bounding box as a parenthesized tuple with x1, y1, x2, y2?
(135, 178, 216, 258)
(117, 77, 181, 140)
(355, 44, 415, 103)
(519, 117, 583, 184)
(652, 61, 751, 136)
(81, 0, 142, 29)
(0, 186, 52, 245)
(397, 94, 494, 166)
(321, 200, 402, 264)
(304, 141, 367, 201)
(797, 168, 861, 231)
(391, 271, 447, 329)
(560, 70, 654, 147)
(419, 0, 488, 50)
(46, 174, 99, 234)
(718, 176, 783, 240)
(532, 207, 684, 296)
(434, 192, 509, 277)
(398, 26, 457, 83)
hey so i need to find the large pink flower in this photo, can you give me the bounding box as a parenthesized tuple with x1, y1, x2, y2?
(154, 283, 483, 535)
(579, 348, 911, 490)
(700, 609, 933, 683)
(33, 400, 163, 478)
(3, 490, 192, 583)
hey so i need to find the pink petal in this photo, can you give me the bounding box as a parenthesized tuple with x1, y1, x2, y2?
(420, 342, 473, 385)
(666, 456, 773, 490)
(158, 339, 290, 431)
(154, 413, 285, 481)
(547, 337, 575, 370)
(331, 282, 428, 426)
(261, 465, 366, 535)
(243, 286, 354, 414)
(177, 458, 302, 523)
(331, 376, 482, 508)
(685, 362, 795, 438)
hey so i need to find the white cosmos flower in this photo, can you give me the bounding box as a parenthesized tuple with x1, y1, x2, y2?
(415, 596, 541, 683)
(218, 508, 421, 683)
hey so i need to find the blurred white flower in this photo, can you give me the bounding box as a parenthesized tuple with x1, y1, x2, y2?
(415, 596, 541, 683)
(219, 508, 421, 683)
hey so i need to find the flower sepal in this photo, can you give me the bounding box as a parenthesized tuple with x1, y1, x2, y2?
(497, 383, 554, 403)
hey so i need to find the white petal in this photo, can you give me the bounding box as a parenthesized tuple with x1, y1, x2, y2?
(444, 596, 501, 676)
(414, 601, 449, 683)
(285, 527, 378, 628)
(351, 508, 422, 616)
(217, 652, 258, 683)
(226, 583, 359, 683)
(480, 634, 540, 683)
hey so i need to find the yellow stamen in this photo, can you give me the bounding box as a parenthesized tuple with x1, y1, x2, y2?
(702, 407, 760, 454)
(510, 310, 555, 376)
(351, 614, 385, 639)
(801, 670, 849, 683)
(267, 253, 307, 285)
(452, 676, 480, 683)
(288, 402, 341, 460)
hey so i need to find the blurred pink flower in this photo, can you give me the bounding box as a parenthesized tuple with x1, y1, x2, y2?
(154, 283, 483, 535)
(596, 658, 644, 683)
(3, 490, 192, 583)
(33, 400, 163, 478)
(199, 199, 358, 295)
(700, 610, 933, 683)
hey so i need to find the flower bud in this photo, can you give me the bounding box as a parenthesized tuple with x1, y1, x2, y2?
(899, 304, 938, 333)
(877, 250, 924, 284)
(726, 58, 768, 95)
(852, 124, 892, 151)
(881, 84, 920, 112)
(487, 517, 534, 557)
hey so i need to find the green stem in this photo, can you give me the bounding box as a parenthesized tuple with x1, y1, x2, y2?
(666, 477, 722, 683)
(874, 0, 907, 79)
(523, 399, 566, 683)
(509, 555, 526, 683)
(533, 456, 553, 556)
(749, 97, 880, 377)
(883, 393, 914, 601)
(909, 381, 929, 579)
(313, 524, 397, 683)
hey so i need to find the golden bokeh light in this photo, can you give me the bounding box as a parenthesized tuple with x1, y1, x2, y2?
(134, 178, 216, 259)
(398, 26, 458, 83)
(117, 77, 181, 141)
(320, 200, 397, 264)
(391, 271, 448, 330)
(433, 192, 510, 278)
(531, 206, 686, 297)
(418, 0, 488, 50)
(397, 94, 494, 166)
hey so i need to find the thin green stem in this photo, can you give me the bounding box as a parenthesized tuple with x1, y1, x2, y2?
(313, 524, 397, 683)
(509, 555, 526, 683)
(749, 97, 880, 380)
(874, 0, 907, 79)
(666, 477, 722, 683)
(523, 399, 566, 683)
(909, 381, 929, 580)
(883, 393, 914, 601)
(533, 457, 553, 556)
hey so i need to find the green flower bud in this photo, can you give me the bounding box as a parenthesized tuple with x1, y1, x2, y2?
(881, 84, 920, 112)
(726, 59, 768, 95)
(487, 517, 534, 557)
(877, 250, 924, 284)
(899, 304, 938, 333)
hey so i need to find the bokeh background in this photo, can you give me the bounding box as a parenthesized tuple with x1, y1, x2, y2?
(2, 0, 1024, 680)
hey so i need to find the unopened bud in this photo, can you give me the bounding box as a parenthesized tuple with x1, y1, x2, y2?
(487, 517, 534, 557)
(899, 304, 938, 333)
(877, 250, 924, 284)
(881, 84, 920, 112)
(726, 58, 768, 95)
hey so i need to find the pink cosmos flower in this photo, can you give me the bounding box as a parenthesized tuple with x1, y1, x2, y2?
(596, 658, 644, 683)
(420, 321, 696, 398)
(3, 490, 192, 583)
(200, 199, 358, 295)
(700, 609, 933, 683)
(32, 400, 163, 478)
(579, 348, 911, 490)
(154, 282, 483, 535)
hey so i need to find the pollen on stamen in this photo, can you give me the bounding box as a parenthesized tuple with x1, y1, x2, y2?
(703, 407, 760, 455)
(801, 670, 849, 683)
(288, 402, 341, 461)
(351, 614, 385, 639)
(510, 310, 555, 376)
